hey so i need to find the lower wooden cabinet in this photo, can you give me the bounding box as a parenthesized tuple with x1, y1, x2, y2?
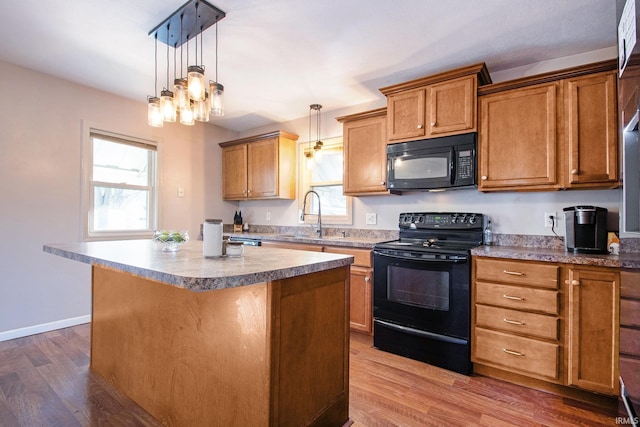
(473, 257, 620, 397)
(566, 266, 620, 395)
(324, 246, 373, 335)
(262, 240, 373, 335)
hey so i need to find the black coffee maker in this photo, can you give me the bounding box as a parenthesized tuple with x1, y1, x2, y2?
(563, 206, 608, 254)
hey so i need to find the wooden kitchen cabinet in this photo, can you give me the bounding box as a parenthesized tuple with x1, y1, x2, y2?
(478, 82, 561, 190)
(566, 265, 620, 395)
(565, 71, 618, 188)
(261, 239, 374, 335)
(219, 131, 298, 200)
(472, 258, 562, 383)
(473, 257, 621, 398)
(325, 246, 373, 334)
(336, 108, 389, 195)
(380, 63, 491, 143)
(478, 60, 620, 192)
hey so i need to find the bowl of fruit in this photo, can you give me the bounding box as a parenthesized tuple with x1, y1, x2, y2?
(153, 230, 189, 252)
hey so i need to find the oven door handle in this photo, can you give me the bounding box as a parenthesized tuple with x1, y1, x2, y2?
(374, 319, 468, 345)
(373, 250, 468, 263)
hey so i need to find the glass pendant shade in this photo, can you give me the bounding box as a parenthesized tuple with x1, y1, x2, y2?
(209, 82, 224, 117)
(148, 97, 164, 127)
(194, 92, 210, 122)
(180, 104, 195, 126)
(160, 90, 176, 122)
(173, 78, 189, 111)
(187, 66, 205, 101)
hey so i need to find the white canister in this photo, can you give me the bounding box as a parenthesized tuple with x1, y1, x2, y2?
(203, 219, 223, 258)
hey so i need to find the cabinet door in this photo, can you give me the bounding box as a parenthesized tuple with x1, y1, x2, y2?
(427, 76, 475, 137)
(387, 88, 426, 141)
(222, 144, 248, 200)
(343, 114, 388, 195)
(565, 71, 618, 187)
(478, 83, 560, 190)
(247, 137, 278, 198)
(567, 267, 620, 395)
(349, 266, 372, 334)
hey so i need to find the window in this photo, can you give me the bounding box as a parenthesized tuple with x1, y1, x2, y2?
(82, 127, 158, 240)
(299, 137, 352, 224)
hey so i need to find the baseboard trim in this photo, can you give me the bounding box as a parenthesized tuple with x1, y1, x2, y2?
(0, 315, 92, 342)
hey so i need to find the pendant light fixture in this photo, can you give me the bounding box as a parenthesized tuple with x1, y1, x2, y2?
(147, 0, 226, 127)
(304, 104, 323, 159)
(210, 22, 224, 117)
(160, 24, 176, 122)
(148, 34, 163, 128)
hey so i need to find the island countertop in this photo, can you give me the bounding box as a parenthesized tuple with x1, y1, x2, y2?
(43, 240, 354, 291)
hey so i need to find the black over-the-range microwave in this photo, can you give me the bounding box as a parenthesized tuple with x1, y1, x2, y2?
(386, 132, 477, 193)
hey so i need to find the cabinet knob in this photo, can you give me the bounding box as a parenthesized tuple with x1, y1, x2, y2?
(380, 181, 386, 186)
(430, 122, 436, 126)
(417, 124, 423, 129)
(571, 169, 578, 174)
(571, 279, 580, 286)
(242, 190, 247, 194)
(365, 276, 370, 282)
(481, 175, 488, 180)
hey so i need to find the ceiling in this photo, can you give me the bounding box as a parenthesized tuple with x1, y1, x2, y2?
(0, 0, 618, 132)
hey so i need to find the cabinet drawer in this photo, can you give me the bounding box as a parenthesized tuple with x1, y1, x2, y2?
(621, 271, 640, 299)
(475, 304, 559, 340)
(324, 246, 372, 267)
(475, 258, 559, 289)
(475, 282, 559, 314)
(621, 299, 640, 328)
(620, 327, 640, 356)
(474, 328, 560, 381)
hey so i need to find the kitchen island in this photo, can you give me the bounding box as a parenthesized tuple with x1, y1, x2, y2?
(43, 240, 354, 427)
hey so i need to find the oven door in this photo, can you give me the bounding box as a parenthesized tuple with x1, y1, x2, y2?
(373, 249, 470, 339)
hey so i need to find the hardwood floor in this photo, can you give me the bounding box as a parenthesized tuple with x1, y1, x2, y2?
(0, 324, 618, 426)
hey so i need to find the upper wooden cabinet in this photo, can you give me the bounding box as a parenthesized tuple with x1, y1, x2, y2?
(336, 108, 388, 196)
(380, 63, 491, 143)
(478, 82, 561, 190)
(565, 71, 618, 187)
(478, 60, 620, 192)
(219, 131, 298, 201)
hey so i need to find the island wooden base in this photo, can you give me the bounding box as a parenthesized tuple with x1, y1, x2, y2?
(91, 265, 350, 426)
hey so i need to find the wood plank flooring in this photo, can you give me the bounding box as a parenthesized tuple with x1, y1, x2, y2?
(0, 324, 619, 426)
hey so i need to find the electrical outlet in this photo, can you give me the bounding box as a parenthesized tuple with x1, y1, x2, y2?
(177, 187, 185, 198)
(544, 212, 556, 228)
(266, 212, 271, 222)
(365, 213, 377, 225)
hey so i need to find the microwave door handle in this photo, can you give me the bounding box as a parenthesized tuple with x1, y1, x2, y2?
(450, 147, 456, 185)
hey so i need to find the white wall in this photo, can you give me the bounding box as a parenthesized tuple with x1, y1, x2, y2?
(233, 48, 622, 235)
(0, 60, 238, 339)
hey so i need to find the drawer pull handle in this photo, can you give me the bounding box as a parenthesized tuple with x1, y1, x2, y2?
(503, 348, 525, 357)
(502, 294, 525, 301)
(503, 318, 525, 325)
(503, 270, 525, 276)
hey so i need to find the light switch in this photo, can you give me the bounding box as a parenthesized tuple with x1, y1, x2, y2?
(177, 187, 185, 198)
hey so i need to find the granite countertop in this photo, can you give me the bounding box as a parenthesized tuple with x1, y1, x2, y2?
(43, 240, 354, 291)
(471, 245, 640, 270)
(227, 232, 388, 249)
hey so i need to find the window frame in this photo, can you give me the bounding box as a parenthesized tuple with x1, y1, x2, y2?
(81, 123, 159, 241)
(297, 136, 352, 225)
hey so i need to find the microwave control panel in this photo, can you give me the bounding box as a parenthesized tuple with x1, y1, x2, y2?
(456, 150, 473, 179)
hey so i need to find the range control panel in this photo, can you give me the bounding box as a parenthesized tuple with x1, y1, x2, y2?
(398, 212, 484, 229)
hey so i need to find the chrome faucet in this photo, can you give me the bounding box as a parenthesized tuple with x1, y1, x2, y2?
(302, 190, 322, 238)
